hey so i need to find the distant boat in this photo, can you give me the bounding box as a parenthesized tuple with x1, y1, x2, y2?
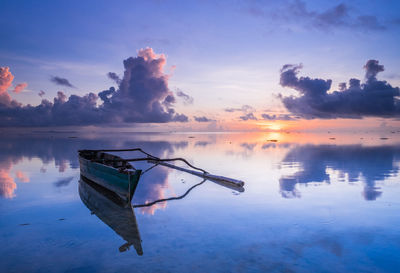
(78, 150, 142, 203)
(79, 177, 143, 255)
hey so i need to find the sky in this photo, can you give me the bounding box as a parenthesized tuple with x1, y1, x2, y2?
(0, 0, 400, 131)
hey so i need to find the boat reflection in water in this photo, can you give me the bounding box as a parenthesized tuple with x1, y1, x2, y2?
(78, 177, 143, 255)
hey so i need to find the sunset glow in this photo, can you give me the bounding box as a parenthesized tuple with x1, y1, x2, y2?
(1, 1, 400, 272)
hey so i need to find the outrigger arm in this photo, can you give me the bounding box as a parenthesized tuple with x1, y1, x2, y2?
(83, 148, 245, 192)
(147, 160, 244, 192)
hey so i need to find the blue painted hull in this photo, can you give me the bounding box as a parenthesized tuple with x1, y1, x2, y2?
(79, 155, 141, 202)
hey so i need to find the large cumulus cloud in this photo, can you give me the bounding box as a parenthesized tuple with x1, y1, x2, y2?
(0, 48, 188, 126)
(100, 48, 188, 123)
(279, 60, 400, 119)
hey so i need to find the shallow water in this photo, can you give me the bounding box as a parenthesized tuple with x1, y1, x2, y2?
(0, 131, 399, 273)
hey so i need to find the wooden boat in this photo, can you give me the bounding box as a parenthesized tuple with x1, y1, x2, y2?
(78, 150, 142, 203)
(78, 148, 245, 204)
(79, 177, 143, 255)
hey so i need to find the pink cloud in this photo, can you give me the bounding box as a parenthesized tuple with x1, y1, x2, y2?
(13, 83, 28, 93)
(0, 166, 16, 199)
(135, 167, 171, 215)
(0, 67, 14, 105)
(0, 67, 14, 93)
(140, 183, 168, 215)
(16, 170, 29, 183)
(0, 160, 29, 198)
(137, 47, 167, 77)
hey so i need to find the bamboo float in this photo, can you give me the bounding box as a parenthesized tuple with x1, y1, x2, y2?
(147, 159, 244, 192)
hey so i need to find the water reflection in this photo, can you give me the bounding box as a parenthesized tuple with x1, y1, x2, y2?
(132, 166, 170, 215)
(2, 133, 399, 205)
(0, 134, 187, 213)
(79, 178, 143, 255)
(0, 157, 30, 198)
(1, 132, 400, 272)
(0, 166, 17, 198)
(279, 144, 400, 200)
(53, 176, 74, 187)
(194, 141, 211, 147)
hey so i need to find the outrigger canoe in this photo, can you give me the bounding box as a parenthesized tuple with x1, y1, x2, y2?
(78, 148, 245, 204)
(78, 150, 142, 203)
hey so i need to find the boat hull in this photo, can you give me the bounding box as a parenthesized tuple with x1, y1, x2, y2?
(79, 155, 141, 202)
(79, 178, 143, 255)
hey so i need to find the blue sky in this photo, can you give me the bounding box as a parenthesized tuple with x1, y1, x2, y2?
(0, 0, 400, 130)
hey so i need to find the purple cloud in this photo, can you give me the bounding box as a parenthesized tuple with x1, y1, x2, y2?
(50, 76, 75, 88)
(0, 48, 188, 126)
(279, 60, 400, 119)
(176, 89, 193, 105)
(224, 105, 254, 113)
(244, 1, 387, 31)
(261, 114, 297, 121)
(239, 113, 257, 121)
(194, 116, 213, 122)
(225, 105, 258, 121)
(107, 72, 121, 84)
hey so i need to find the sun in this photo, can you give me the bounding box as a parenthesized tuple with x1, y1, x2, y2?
(256, 122, 284, 131)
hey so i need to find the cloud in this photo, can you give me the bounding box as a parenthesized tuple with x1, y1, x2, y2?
(0, 48, 188, 126)
(54, 176, 74, 187)
(176, 89, 194, 105)
(0, 67, 14, 105)
(50, 76, 75, 88)
(13, 83, 28, 93)
(99, 48, 188, 123)
(239, 112, 257, 121)
(38, 90, 45, 97)
(240, 143, 256, 151)
(245, 1, 387, 32)
(195, 141, 210, 147)
(364, 59, 384, 81)
(15, 171, 29, 183)
(224, 104, 258, 121)
(261, 113, 297, 120)
(279, 60, 400, 119)
(0, 169, 16, 198)
(0, 67, 14, 93)
(194, 116, 213, 122)
(107, 72, 121, 84)
(224, 104, 254, 113)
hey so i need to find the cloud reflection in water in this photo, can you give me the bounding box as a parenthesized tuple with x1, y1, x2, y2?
(0, 134, 188, 215)
(279, 144, 400, 200)
(0, 157, 30, 198)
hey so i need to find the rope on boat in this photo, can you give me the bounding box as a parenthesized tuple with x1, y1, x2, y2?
(141, 162, 159, 175)
(145, 157, 208, 174)
(132, 179, 207, 208)
(89, 150, 209, 174)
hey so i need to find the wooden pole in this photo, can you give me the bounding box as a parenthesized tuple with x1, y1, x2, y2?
(148, 160, 245, 192)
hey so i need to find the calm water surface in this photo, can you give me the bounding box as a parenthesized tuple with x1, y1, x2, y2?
(0, 131, 399, 272)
